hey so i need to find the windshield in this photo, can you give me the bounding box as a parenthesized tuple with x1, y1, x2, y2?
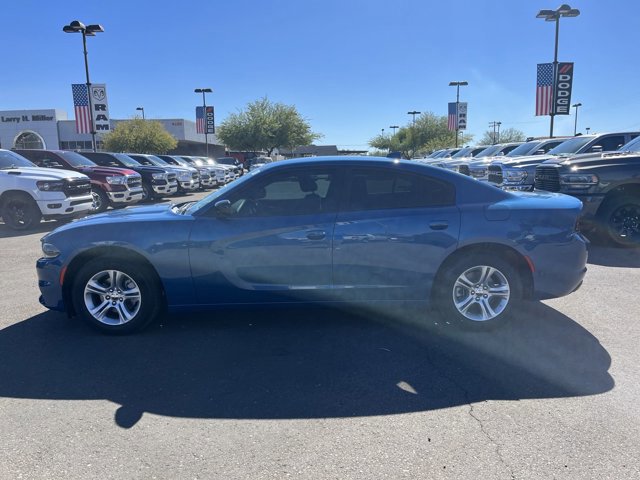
(548, 136, 594, 155)
(144, 155, 171, 166)
(619, 136, 640, 152)
(186, 168, 261, 214)
(57, 151, 97, 167)
(113, 153, 141, 167)
(451, 147, 473, 158)
(506, 141, 542, 157)
(0, 150, 36, 168)
(475, 145, 502, 158)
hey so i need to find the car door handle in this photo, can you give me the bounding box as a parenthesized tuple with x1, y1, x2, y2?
(306, 230, 326, 240)
(429, 221, 449, 230)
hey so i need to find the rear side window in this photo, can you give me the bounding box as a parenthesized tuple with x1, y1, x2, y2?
(346, 168, 455, 211)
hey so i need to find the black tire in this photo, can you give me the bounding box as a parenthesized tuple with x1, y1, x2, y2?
(71, 257, 163, 334)
(599, 196, 640, 247)
(1, 193, 42, 230)
(110, 204, 127, 210)
(141, 182, 154, 202)
(434, 253, 523, 330)
(90, 187, 109, 214)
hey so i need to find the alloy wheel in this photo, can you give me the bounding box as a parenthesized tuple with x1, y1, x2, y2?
(83, 270, 142, 325)
(452, 265, 510, 322)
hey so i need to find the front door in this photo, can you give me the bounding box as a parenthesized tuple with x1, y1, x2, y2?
(189, 167, 342, 305)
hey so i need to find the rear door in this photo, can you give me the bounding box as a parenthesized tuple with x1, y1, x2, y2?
(332, 167, 460, 301)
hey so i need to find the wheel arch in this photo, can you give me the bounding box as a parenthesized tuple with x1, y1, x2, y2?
(431, 242, 534, 302)
(62, 245, 167, 316)
(596, 183, 640, 218)
(0, 189, 37, 209)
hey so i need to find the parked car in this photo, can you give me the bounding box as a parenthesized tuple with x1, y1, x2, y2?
(156, 155, 216, 189)
(127, 154, 200, 194)
(488, 132, 640, 191)
(0, 149, 92, 229)
(216, 157, 244, 176)
(79, 152, 178, 201)
(534, 135, 640, 246)
(15, 149, 143, 213)
(246, 156, 273, 171)
(36, 156, 587, 334)
(198, 157, 237, 180)
(179, 156, 226, 186)
(434, 143, 522, 174)
(466, 138, 566, 181)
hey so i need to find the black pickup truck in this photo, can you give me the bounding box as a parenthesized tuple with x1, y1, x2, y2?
(534, 135, 640, 246)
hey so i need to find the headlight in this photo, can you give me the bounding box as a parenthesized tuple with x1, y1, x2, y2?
(470, 168, 487, 178)
(105, 175, 127, 185)
(41, 242, 60, 258)
(503, 169, 528, 184)
(560, 173, 598, 188)
(36, 180, 65, 191)
(178, 172, 192, 181)
(152, 173, 167, 180)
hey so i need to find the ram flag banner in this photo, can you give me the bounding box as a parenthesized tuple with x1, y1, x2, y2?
(71, 84, 91, 134)
(553, 62, 574, 115)
(457, 102, 467, 130)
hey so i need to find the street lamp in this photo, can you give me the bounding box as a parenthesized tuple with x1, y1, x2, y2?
(572, 102, 582, 135)
(63, 20, 104, 152)
(194, 88, 213, 157)
(586, 127, 591, 135)
(536, 4, 581, 138)
(136, 107, 145, 120)
(407, 111, 421, 159)
(448, 81, 468, 147)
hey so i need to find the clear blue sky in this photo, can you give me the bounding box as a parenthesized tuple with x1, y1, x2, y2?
(1, 0, 638, 149)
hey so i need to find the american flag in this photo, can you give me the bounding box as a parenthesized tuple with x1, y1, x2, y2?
(536, 63, 554, 116)
(72, 84, 92, 134)
(448, 102, 457, 131)
(195, 106, 204, 134)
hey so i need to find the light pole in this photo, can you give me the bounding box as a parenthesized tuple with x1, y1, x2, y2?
(572, 102, 582, 135)
(194, 88, 213, 157)
(389, 125, 399, 135)
(497, 121, 502, 143)
(536, 4, 580, 138)
(586, 127, 591, 135)
(448, 81, 468, 147)
(489, 121, 501, 144)
(63, 20, 104, 152)
(407, 111, 420, 158)
(136, 107, 145, 120)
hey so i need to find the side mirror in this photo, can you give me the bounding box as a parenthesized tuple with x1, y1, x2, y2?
(535, 149, 546, 155)
(590, 145, 603, 153)
(214, 199, 232, 217)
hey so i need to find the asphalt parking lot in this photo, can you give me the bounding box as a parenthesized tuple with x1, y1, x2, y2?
(1, 191, 639, 479)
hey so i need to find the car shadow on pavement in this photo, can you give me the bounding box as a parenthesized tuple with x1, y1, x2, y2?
(0, 218, 72, 239)
(587, 244, 640, 268)
(0, 302, 613, 429)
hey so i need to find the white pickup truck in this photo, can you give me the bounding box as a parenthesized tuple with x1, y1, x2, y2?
(0, 149, 93, 230)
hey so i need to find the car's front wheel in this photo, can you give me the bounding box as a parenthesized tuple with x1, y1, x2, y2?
(435, 253, 522, 329)
(91, 187, 109, 214)
(71, 257, 162, 334)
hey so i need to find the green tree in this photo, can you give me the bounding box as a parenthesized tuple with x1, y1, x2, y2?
(217, 97, 321, 156)
(369, 112, 473, 159)
(103, 118, 178, 154)
(479, 127, 525, 145)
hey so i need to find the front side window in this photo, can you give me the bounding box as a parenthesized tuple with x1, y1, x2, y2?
(586, 136, 625, 153)
(226, 169, 338, 217)
(346, 168, 455, 211)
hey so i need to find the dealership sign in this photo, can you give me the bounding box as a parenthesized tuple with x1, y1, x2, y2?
(457, 102, 467, 130)
(553, 62, 574, 115)
(91, 84, 111, 131)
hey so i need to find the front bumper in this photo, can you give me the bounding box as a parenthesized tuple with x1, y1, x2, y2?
(107, 186, 144, 204)
(152, 180, 178, 196)
(36, 257, 65, 312)
(178, 179, 201, 191)
(36, 193, 93, 216)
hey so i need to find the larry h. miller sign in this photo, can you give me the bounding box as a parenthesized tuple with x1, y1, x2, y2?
(536, 62, 574, 116)
(72, 83, 111, 134)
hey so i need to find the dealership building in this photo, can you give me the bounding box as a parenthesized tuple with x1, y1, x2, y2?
(0, 108, 225, 157)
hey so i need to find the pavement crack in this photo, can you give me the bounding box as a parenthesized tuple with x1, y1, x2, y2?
(424, 345, 516, 479)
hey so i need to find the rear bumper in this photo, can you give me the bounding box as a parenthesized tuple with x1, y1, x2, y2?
(530, 232, 588, 300)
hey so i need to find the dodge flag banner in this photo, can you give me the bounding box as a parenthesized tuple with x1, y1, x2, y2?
(553, 62, 574, 115)
(196, 106, 215, 134)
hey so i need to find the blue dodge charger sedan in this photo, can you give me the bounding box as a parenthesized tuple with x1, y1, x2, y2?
(36, 157, 587, 334)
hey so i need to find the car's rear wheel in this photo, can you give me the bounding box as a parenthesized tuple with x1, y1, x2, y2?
(600, 196, 640, 247)
(72, 257, 162, 334)
(435, 253, 522, 329)
(1, 193, 42, 230)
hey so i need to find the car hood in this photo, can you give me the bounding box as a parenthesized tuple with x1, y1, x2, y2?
(2, 167, 88, 181)
(129, 165, 169, 174)
(543, 152, 640, 170)
(493, 154, 559, 168)
(77, 166, 138, 176)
